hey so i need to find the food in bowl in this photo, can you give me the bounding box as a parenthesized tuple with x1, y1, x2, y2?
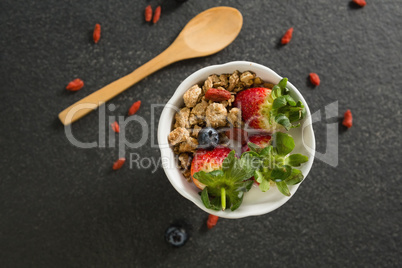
(167, 70, 309, 212)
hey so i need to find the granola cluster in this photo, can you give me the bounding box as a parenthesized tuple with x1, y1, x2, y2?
(168, 70, 273, 181)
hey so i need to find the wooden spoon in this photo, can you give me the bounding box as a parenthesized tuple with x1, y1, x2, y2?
(59, 6, 243, 125)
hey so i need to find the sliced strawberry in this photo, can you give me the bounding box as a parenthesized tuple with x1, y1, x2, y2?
(235, 87, 272, 130)
(225, 128, 248, 145)
(235, 81, 306, 132)
(205, 88, 231, 102)
(190, 147, 231, 190)
(191, 148, 255, 211)
(242, 134, 272, 153)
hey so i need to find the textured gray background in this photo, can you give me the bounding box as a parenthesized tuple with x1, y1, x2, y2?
(1, 0, 401, 267)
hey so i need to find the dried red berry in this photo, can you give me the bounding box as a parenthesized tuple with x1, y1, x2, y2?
(113, 158, 126, 170)
(66, 78, 84, 91)
(207, 214, 219, 229)
(93, 23, 101, 44)
(309, 73, 320, 86)
(128, 100, 141, 116)
(342, 110, 353, 128)
(281, 27, 294, 45)
(111, 121, 120, 133)
(153, 6, 161, 24)
(145, 5, 152, 22)
(352, 0, 366, 7)
(205, 88, 231, 102)
(225, 128, 248, 145)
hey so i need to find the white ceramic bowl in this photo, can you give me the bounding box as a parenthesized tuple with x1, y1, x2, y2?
(158, 61, 315, 219)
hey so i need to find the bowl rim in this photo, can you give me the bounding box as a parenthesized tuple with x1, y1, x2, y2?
(157, 61, 316, 219)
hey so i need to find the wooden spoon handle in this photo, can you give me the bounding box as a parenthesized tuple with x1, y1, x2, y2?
(58, 46, 178, 125)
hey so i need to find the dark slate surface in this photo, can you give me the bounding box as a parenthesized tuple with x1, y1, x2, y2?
(1, 0, 401, 267)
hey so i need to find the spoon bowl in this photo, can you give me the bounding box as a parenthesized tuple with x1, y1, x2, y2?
(59, 7, 243, 125)
(175, 6, 243, 57)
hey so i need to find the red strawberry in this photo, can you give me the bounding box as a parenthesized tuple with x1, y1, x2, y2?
(190, 147, 231, 190)
(235, 87, 274, 130)
(242, 134, 272, 153)
(225, 128, 248, 145)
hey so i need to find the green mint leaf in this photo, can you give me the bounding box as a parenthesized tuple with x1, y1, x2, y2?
(266, 78, 306, 130)
(276, 181, 291, 196)
(239, 153, 261, 180)
(201, 188, 219, 210)
(285, 169, 304, 185)
(236, 180, 254, 192)
(259, 178, 271, 192)
(284, 95, 296, 106)
(282, 105, 306, 123)
(210, 195, 222, 210)
(194, 170, 224, 186)
(262, 157, 274, 170)
(273, 132, 295, 156)
(275, 114, 292, 130)
(259, 145, 273, 157)
(230, 180, 253, 211)
(271, 165, 292, 182)
(221, 150, 258, 182)
(229, 194, 243, 211)
(200, 188, 211, 208)
(247, 142, 261, 153)
(273, 96, 287, 110)
(296, 100, 304, 107)
(278, 77, 288, 90)
(290, 123, 301, 129)
(285, 154, 309, 167)
(271, 85, 282, 99)
(254, 170, 264, 183)
(300, 106, 306, 119)
(287, 109, 302, 122)
(241, 150, 260, 158)
(222, 150, 236, 173)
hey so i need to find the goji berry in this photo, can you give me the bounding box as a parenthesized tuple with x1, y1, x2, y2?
(66, 78, 84, 91)
(153, 6, 161, 24)
(128, 100, 141, 116)
(342, 110, 353, 128)
(281, 27, 294, 45)
(352, 0, 366, 7)
(205, 88, 231, 101)
(93, 23, 101, 44)
(111, 121, 120, 133)
(144, 5, 152, 22)
(113, 158, 126, 170)
(207, 214, 219, 229)
(309, 73, 320, 86)
(225, 128, 248, 145)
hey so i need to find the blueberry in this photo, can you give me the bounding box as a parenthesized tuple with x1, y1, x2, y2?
(165, 225, 188, 247)
(198, 127, 219, 150)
